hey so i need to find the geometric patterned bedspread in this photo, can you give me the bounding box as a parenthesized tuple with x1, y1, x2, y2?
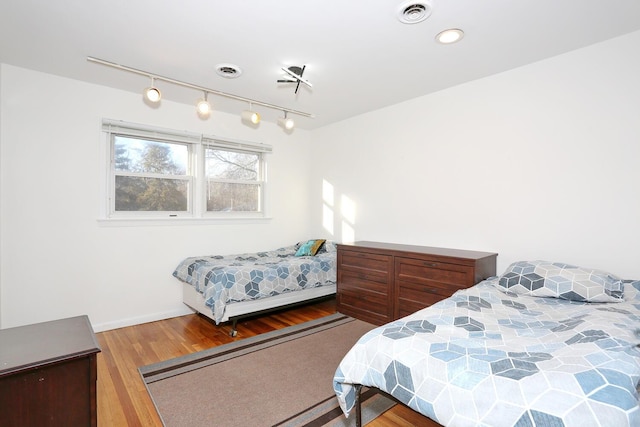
(173, 242, 336, 324)
(333, 277, 640, 426)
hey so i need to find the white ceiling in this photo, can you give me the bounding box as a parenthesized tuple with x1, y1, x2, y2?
(2, 0, 640, 130)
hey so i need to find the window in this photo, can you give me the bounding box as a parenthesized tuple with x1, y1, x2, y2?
(102, 119, 271, 220)
(114, 136, 191, 213)
(205, 147, 262, 213)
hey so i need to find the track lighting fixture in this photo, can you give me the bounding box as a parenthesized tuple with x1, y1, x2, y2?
(196, 92, 211, 117)
(278, 112, 295, 130)
(87, 57, 313, 128)
(241, 103, 261, 125)
(144, 77, 161, 103)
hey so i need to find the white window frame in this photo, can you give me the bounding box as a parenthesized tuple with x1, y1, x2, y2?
(100, 119, 272, 224)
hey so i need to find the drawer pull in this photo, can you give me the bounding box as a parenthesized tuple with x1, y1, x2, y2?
(423, 262, 438, 267)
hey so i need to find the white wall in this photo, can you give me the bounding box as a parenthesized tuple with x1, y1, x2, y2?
(311, 30, 640, 279)
(0, 65, 3, 324)
(3, 30, 640, 332)
(0, 64, 313, 331)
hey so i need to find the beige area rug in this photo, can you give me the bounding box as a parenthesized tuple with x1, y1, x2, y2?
(139, 313, 395, 427)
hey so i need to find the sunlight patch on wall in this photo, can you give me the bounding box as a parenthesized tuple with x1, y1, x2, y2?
(341, 194, 356, 243)
(323, 204, 334, 234)
(321, 179, 358, 242)
(323, 180, 334, 207)
(322, 179, 335, 235)
(341, 194, 356, 224)
(342, 221, 355, 243)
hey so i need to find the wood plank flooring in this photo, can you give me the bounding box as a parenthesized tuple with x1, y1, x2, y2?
(96, 297, 433, 426)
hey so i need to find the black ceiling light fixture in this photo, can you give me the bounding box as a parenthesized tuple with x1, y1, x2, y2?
(277, 65, 313, 94)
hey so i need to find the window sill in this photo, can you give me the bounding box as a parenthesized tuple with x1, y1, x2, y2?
(97, 216, 273, 227)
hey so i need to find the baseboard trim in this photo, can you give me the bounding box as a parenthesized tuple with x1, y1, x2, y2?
(92, 306, 194, 332)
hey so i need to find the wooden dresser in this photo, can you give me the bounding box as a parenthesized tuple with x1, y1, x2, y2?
(0, 315, 101, 427)
(336, 241, 497, 325)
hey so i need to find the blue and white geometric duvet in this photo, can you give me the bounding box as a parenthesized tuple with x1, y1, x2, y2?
(173, 242, 336, 324)
(333, 277, 640, 426)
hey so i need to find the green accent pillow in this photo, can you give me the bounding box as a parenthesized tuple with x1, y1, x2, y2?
(295, 239, 326, 257)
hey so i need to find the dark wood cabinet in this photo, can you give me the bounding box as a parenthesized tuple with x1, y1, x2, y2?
(336, 248, 394, 325)
(0, 315, 101, 427)
(337, 241, 497, 324)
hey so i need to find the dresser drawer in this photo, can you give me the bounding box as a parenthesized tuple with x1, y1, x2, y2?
(395, 257, 475, 290)
(339, 251, 391, 277)
(338, 250, 392, 293)
(394, 257, 475, 319)
(338, 269, 390, 294)
(396, 280, 459, 319)
(337, 288, 393, 325)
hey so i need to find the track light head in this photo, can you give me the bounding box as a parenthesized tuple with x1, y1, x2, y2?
(144, 77, 161, 103)
(196, 93, 211, 117)
(241, 109, 261, 125)
(144, 86, 161, 103)
(278, 117, 296, 130)
(278, 113, 295, 131)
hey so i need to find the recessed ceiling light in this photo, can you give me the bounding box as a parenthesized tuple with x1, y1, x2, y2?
(215, 63, 242, 79)
(397, 1, 432, 24)
(436, 28, 465, 44)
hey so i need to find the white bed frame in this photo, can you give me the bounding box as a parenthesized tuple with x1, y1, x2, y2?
(182, 282, 337, 335)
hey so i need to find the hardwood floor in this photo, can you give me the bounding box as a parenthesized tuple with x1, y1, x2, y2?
(96, 297, 432, 426)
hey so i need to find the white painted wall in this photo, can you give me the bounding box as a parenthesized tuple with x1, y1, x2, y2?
(2, 30, 640, 332)
(0, 65, 3, 325)
(310, 30, 640, 279)
(0, 64, 313, 331)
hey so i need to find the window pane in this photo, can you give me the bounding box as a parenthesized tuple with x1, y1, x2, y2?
(205, 148, 258, 181)
(115, 136, 188, 175)
(115, 176, 188, 211)
(207, 182, 260, 212)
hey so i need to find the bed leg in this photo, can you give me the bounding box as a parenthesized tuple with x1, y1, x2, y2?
(354, 384, 363, 427)
(229, 319, 238, 337)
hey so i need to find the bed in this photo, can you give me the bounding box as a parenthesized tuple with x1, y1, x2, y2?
(174, 239, 336, 335)
(333, 260, 640, 426)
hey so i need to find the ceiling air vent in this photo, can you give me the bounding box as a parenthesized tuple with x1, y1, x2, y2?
(397, 1, 432, 24)
(215, 63, 243, 79)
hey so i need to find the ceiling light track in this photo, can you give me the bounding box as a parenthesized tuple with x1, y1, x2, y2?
(86, 56, 314, 119)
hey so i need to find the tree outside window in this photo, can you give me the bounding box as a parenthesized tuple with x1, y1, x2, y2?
(205, 148, 262, 212)
(113, 137, 189, 212)
(105, 124, 268, 219)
